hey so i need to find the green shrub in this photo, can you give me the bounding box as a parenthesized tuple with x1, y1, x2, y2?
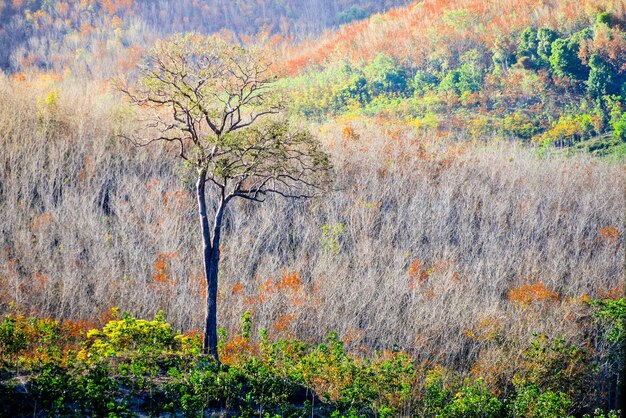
(422, 369, 502, 418)
(509, 383, 572, 418)
(439, 378, 503, 418)
(590, 298, 626, 345)
(612, 112, 626, 141)
(0, 317, 28, 370)
(596, 12, 613, 27)
(2, 310, 623, 416)
(583, 408, 621, 418)
(30, 362, 79, 415)
(423, 367, 454, 415)
(83, 310, 198, 358)
(514, 333, 592, 411)
(164, 362, 232, 415)
(30, 360, 131, 417)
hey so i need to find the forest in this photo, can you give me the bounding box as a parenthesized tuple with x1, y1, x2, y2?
(0, 0, 624, 416)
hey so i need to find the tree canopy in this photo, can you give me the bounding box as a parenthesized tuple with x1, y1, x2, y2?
(122, 33, 332, 202)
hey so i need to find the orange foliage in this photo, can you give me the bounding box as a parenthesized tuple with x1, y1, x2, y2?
(568, 293, 592, 304)
(220, 336, 259, 365)
(97, 306, 119, 325)
(408, 258, 458, 290)
(110, 15, 123, 28)
(342, 125, 360, 142)
(151, 252, 178, 284)
(275, 0, 622, 77)
(464, 315, 502, 342)
(272, 314, 294, 335)
(257, 278, 274, 303)
(9, 72, 26, 82)
(63, 318, 94, 337)
(277, 271, 303, 293)
(508, 281, 559, 307)
(79, 21, 93, 37)
(118, 43, 142, 72)
(251, 270, 304, 304)
(56, 2, 69, 16)
(0, 313, 94, 367)
(30, 213, 54, 231)
(342, 327, 363, 345)
(408, 258, 429, 288)
(230, 282, 244, 295)
(32, 272, 49, 291)
(597, 287, 623, 300)
(99, 0, 133, 15)
(146, 179, 192, 213)
(598, 226, 621, 244)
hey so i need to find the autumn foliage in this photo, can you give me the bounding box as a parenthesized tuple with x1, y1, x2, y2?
(508, 281, 560, 307)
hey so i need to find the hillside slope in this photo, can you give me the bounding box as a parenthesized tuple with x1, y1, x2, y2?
(0, 1, 624, 414)
(277, 0, 626, 155)
(0, 0, 409, 71)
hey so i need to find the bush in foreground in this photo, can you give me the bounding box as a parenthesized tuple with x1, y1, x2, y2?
(0, 305, 622, 417)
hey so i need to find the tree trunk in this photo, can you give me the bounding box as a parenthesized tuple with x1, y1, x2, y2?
(197, 170, 226, 360)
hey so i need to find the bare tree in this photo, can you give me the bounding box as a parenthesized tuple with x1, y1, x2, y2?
(120, 33, 333, 360)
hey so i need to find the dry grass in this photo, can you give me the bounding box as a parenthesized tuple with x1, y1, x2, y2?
(0, 76, 624, 376)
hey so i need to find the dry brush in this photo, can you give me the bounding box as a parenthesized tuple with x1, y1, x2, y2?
(0, 75, 623, 378)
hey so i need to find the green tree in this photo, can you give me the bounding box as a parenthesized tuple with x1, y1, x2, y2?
(588, 54, 619, 98)
(550, 33, 589, 81)
(612, 112, 626, 141)
(337, 5, 368, 25)
(336, 73, 370, 109)
(537, 28, 559, 67)
(590, 298, 626, 410)
(412, 70, 438, 95)
(364, 53, 409, 96)
(457, 49, 484, 93)
(439, 50, 484, 94)
(517, 27, 539, 67)
(121, 34, 333, 360)
(596, 12, 613, 27)
(509, 383, 572, 418)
